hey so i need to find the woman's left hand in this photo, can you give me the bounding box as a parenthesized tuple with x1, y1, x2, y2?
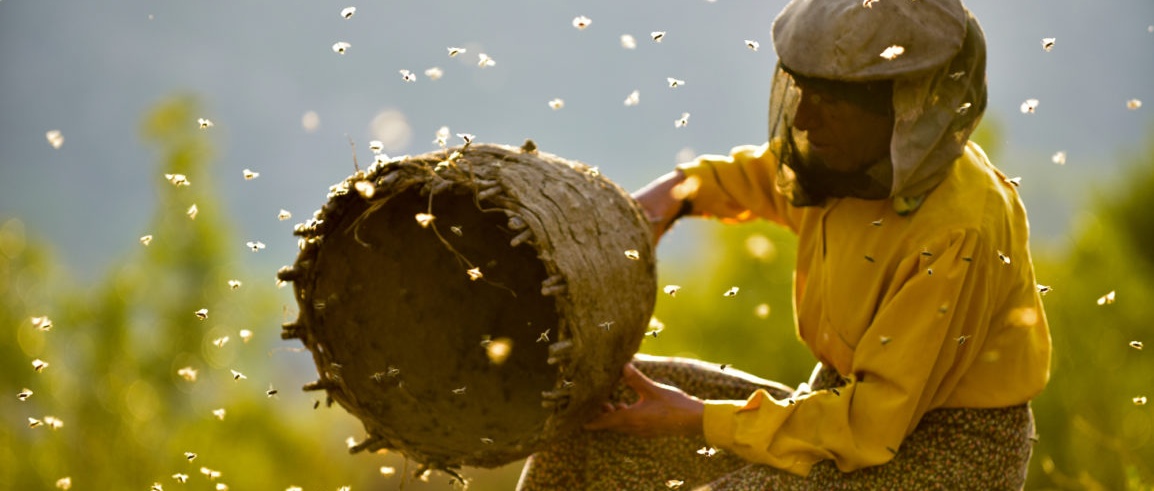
(583, 363, 705, 438)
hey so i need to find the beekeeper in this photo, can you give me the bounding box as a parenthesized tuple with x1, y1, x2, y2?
(519, 0, 1051, 489)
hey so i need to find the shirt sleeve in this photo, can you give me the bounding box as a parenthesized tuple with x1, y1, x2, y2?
(702, 228, 995, 476)
(676, 143, 797, 230)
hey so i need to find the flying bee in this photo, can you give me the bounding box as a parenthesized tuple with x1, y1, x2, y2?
(18, 388, 33, 401)
(879, 45, 905, 60)
(164, 173, 190, 186)
(415, 213, 435, 228)
(195, 308, 208, 320)
(1097, 290, 1116, 306)
(624, 90, 641, 107)
(621, 34, 637, 49)
(32, 359, 49, 372)
(723, 287, 739, 297)
(177, 367, 198, 382)
(651, 31, 666, 42)
(45, 130, 65, 149)
(31, 316, 53, 331)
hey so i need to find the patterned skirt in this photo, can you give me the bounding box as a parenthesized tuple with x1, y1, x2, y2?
(517, 354, 1035, 491)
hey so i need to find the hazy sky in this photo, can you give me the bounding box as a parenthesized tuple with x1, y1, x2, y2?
(1, 0, 1151, 281)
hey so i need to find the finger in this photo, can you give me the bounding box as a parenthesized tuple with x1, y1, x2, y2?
(584, 409, 624, 431)
(621, 363, 659, 396)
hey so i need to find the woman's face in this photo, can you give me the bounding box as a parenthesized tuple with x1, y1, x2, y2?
(791, 80, 895, 173)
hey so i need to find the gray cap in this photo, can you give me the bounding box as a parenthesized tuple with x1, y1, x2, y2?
(773, 0, 968, 81)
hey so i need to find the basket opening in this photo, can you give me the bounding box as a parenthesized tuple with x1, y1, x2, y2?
(311, 185, 559, 457)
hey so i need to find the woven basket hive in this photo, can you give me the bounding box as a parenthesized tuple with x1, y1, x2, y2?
(278, 140, 657, 471)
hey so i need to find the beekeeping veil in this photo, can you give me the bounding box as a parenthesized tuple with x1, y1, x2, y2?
(769, 0, 986, 213)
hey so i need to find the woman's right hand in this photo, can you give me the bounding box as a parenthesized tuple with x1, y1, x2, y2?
(631, 170, 690, 244)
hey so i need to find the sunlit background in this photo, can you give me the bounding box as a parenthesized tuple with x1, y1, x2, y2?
(2, 0, 1152, 489)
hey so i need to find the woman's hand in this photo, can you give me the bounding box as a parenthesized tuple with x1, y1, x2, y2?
(583, 363, 705, 438)
(632, 170, 690, 244)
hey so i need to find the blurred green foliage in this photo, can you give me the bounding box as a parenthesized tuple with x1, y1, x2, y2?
(1, 97, 1150, 490)
(0, 96, 446, 490)
(1025, 144, 1154, 491)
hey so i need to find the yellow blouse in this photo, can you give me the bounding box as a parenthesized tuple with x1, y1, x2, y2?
(677, 141, 1051, 476)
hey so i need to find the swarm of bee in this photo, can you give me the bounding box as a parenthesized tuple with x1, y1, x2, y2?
(279, 140, 657, 472)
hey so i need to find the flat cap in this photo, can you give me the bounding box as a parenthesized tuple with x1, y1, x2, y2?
(773, 0, 968, 81)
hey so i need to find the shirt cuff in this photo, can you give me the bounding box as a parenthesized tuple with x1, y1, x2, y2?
(702, 400, 745, 450)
